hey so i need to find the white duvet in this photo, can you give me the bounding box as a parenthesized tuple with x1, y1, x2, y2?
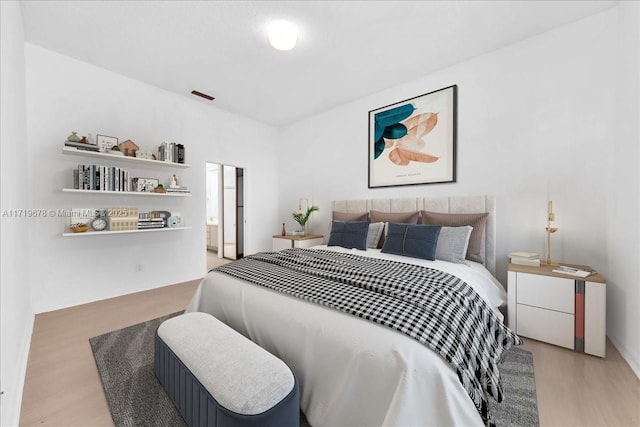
(186, 246, 508, 427)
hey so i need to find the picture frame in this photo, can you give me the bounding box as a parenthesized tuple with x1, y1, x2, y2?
(132, 177, 159, 193)
(368, 85, 457, 188)
(96, 134, 118, 152)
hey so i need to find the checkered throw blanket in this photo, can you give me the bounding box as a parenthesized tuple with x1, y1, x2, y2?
(215, 248, 521, 426)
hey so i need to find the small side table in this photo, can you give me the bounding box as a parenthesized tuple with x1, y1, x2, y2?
(507, 262, 606, 357)
(272, 234, 324, 251)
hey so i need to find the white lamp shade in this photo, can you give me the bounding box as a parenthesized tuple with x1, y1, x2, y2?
(267, 20, 298, 51)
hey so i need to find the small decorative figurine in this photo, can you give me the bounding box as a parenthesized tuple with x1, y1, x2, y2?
(67, 131, 81, 142)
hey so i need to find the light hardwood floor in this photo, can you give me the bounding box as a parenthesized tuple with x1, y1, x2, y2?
(20, 280, 640, 426)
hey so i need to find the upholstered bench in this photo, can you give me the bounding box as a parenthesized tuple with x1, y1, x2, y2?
(154, 312, 299, 427)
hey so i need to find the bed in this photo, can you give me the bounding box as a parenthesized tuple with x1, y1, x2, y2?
(187, 196, 519, 427)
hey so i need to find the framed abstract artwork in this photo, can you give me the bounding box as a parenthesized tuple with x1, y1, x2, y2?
(368, 85, 457, 188)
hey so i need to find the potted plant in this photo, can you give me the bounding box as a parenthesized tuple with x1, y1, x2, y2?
(110, 145, 124, 156)
(292, 205, 319, 236)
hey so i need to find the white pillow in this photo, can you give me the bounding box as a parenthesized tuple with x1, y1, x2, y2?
(367, 222, 385, 249)
(435, 226, 473, 264)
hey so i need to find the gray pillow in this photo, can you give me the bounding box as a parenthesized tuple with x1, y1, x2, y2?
(367, 222, 385, 249)
(421, 211, 489, 263)
(435, 226, 473, 264)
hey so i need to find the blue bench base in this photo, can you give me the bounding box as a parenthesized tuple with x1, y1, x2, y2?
(154, 333, 300, 427)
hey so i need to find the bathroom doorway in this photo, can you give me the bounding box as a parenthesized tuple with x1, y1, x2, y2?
(206, 162, 244, 269)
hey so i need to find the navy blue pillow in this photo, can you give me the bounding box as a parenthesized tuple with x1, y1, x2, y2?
(381, 222, 442, 260)
(327, 221, 369, 250)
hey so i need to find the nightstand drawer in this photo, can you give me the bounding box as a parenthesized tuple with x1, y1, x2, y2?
(272, 235, 324, 251)
(516, 273, 574, 314)
(516, 304, 574, 349)
(295, 237, 324, 248)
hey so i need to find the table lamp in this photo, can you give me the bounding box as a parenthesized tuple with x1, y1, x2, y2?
(545, 201, 558, 265)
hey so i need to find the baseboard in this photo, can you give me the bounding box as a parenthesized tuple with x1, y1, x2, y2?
(609, 335, 640, 379)
(0, 312, 34, 426)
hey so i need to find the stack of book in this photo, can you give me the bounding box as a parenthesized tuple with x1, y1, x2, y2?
(138, 212, 168, 230)
(509, 251, 541, 267)
(138, 217, 164, 229)
(65, 141, 99, 152)
(166, 185, 190, 194)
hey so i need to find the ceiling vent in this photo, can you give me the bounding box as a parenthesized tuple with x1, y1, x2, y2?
(191, 90, 215, 101)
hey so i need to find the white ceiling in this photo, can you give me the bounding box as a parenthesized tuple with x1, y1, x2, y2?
(20, 1, 617, 127)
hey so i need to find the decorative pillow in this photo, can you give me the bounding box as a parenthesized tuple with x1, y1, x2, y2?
(327, 221, 369, 250)
(435, 226, 473, 264)
(369, 211, 419, 248)
(381, 223, 442, 261)
(367, 222, 385, 249)
(421, 211, 489, 263)
(332, 211, 368, 221)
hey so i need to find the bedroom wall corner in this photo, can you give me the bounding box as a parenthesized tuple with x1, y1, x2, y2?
(606, 0, 640, 378)
(0, 1, 36, 425)
(276, 8, 618, 288)
(23, 44, 280, 313)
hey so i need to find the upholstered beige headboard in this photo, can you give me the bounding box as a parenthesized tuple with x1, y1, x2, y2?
(332, 196, 496, 276)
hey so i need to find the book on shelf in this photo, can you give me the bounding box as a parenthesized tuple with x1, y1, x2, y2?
(138, 212, 165, 229)
(510, 257, 541, 267)
(509, 250, 540, 266)
(138, 224, 165, 229)
(65, 141, 99, 152)
(508, 251, 539, 259)
(73, 164, 131, 191)
(552, 265, 596, 278)
(166, 186, 190, 193)
(157, 142, 186, 163)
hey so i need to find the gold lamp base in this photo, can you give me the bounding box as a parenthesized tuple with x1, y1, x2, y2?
(545, 200, 559, 265)
(545, 226, 558, 265)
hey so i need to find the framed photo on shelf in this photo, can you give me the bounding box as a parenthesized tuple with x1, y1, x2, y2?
(368, 85, 457, 188)
(96, 134, 118, 152)
(132, 177, 159, 192)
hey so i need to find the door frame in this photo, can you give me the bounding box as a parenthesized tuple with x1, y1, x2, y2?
(206, 161, 245, 261)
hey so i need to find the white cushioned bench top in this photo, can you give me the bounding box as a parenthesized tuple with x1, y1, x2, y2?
(157, 312, 295, 415)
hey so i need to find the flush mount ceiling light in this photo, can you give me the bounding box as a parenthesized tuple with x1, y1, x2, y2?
(267, 19, 298, 51)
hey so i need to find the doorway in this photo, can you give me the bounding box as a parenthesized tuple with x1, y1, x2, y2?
(206, 162, 244, 269)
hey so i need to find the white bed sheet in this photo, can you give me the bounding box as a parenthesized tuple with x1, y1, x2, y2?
(187, 246, 505, 427)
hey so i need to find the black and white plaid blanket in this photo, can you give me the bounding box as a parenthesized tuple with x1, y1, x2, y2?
(215, 248, 521, 426)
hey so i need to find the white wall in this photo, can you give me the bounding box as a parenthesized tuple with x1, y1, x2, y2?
(24, 44, 280, 313)
(607, 1, 640, 377)
(0, 2, 34, 425)
(278, 8, 639, 372)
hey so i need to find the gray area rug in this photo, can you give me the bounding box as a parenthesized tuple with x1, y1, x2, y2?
(90, 312, 539, 427)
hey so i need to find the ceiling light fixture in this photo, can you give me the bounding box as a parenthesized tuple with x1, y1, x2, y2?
(267, 19, 298, 51)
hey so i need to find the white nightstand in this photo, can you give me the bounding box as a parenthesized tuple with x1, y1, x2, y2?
(507, 263, 606, 357)
(272, 234, 324, 251)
